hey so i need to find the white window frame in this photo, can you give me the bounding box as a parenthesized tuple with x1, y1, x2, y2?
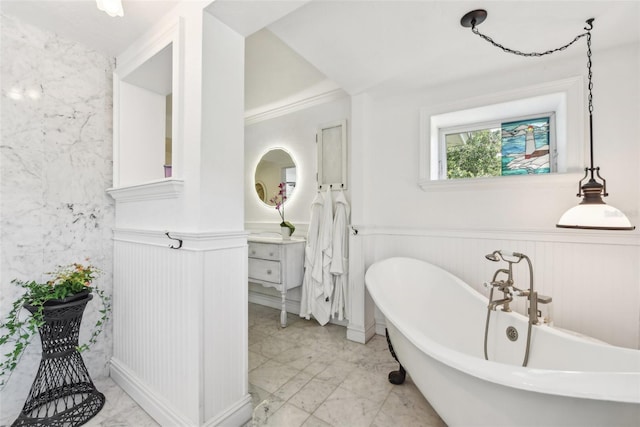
(438, 112, 556, 180)
(418, 76, 584, 191)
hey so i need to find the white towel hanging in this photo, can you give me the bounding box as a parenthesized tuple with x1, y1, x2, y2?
(310, 188, 333, 326)
(330, 190, 350, 321)
(300, 192, 324, 320)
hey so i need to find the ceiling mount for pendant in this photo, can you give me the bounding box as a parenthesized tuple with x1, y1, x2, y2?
(460, 9, 487, 28)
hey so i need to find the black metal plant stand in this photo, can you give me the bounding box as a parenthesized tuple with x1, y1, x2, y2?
(13, 294, 105, 427)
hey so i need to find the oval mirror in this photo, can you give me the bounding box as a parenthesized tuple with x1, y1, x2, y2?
(254, 148, 297, 206)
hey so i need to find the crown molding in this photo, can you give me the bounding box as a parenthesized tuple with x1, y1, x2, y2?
(245, 86, 347, 125)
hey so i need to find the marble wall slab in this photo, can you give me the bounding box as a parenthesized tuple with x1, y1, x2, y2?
(0, 13, 114, 424)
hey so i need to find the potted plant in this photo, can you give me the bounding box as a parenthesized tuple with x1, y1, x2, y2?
(0, 261, 111, 388)
(269, 182, 295, 239)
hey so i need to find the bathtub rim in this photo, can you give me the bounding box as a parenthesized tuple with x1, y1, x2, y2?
(365, 256, 640, 404)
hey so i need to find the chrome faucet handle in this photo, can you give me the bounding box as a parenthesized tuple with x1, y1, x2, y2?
(483, 280, 500, 288)
(511, 286, 530, 297)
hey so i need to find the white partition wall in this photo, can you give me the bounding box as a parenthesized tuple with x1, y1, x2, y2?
(109, 230, 249, 425)
(108, 3, 251, 425)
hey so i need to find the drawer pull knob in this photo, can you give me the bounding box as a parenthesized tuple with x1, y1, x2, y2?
(267, 270, 272, 274)
(251, 251, 256, 255)
(269, 252, 274, 256)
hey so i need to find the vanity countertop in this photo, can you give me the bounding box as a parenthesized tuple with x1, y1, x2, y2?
(248, 234, 305, 244)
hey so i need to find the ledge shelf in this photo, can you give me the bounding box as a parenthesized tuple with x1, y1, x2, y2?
(106, 178, 184, 203)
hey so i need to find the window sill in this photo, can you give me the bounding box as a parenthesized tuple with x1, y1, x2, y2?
(418, 172, 583, 192)
(106, 178, 184, 202)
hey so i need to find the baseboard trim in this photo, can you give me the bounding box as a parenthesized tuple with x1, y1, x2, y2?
(346, 321, 376, 344)
(248, 292, 301, 315)
(248, 292, 349, 328)
(203, 395, 252, 427)
(110, 357, 194, 426)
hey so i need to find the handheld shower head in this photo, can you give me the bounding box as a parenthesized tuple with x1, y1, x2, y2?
(485, 250, 525, 262)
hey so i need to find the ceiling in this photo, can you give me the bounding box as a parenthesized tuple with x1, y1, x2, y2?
(0, 0, 181, 57)
(265, 0, 640, 96)
(3, 0, 639, 103)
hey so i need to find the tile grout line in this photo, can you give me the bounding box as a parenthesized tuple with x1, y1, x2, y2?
(368, 385, 394, 427)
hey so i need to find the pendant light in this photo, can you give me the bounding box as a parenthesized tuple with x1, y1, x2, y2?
(96, 0, 124, 17)
(555, 22, 634, 230)
(460, 10, 634, 231)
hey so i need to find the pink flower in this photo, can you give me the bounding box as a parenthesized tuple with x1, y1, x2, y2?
(272, 182, 287, 223)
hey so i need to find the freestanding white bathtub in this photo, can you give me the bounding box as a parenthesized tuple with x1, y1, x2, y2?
(365, 257, 640, 427)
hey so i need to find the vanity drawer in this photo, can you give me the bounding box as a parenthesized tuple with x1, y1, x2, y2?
(248, 243, 280, 261)
(248, 258, 281, 283)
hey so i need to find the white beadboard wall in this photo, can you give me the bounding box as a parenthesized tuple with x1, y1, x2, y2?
(111, 230, 250, 425)
(363, 228, 640, 350)
(203, 247, 249, 423)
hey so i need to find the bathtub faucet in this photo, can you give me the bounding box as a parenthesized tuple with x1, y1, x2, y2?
(484, 250, 542, 367)
(484, 251, 522, 312)
(484, 250, 549, 326)
(484, 272, 513, 312)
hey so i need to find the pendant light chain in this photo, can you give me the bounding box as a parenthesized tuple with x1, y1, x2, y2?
(586, 30, 593, 115)
(471, 24, 589, 58)
(586, 28, 597, 180)
(460, 9, 633, 229)
(470, 18, 598, 176)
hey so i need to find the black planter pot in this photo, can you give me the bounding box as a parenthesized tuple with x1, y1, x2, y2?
(13, 293, 105, 427)
(42, 289, 91, 306)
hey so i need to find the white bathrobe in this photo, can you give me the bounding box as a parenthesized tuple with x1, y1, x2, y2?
(299, 192, 324, 320)
(310, 188, 333, 326)
(330, 190, 350, 321)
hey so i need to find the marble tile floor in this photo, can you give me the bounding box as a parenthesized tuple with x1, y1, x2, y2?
(84, 377, 159, 427)
(247, 303, 445, 427)
(84, 303, 446, 426)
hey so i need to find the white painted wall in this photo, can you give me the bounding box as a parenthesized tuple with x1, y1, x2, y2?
(245, 28, 327, 112)
(199, 11, 246, 231)
(118, 82, 166, 186)
(245, 95, 351, 235)
(357, 42, 640, 349)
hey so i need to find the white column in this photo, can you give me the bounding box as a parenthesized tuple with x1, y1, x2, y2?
(347, 93, 376, 343)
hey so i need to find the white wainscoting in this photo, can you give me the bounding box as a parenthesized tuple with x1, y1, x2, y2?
(360, 227, 640, 350)
(112, 228, 251, 426)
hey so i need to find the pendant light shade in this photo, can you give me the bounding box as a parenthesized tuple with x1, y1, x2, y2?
(96, 0, 124, 17)
(557, 204, 634, 230)
(556, 169, 634, 230)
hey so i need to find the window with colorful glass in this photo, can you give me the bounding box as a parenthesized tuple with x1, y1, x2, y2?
(439, 113, 555, 179)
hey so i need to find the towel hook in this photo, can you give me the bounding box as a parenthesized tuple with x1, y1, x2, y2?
(165, 231, 183, 249)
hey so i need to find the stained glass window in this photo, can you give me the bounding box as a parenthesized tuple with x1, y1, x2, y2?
(501, 117, 550, 175)
(441, 113, 554, 179)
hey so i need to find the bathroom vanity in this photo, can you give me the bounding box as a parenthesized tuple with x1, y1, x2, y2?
(247, 235, 305, 327)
